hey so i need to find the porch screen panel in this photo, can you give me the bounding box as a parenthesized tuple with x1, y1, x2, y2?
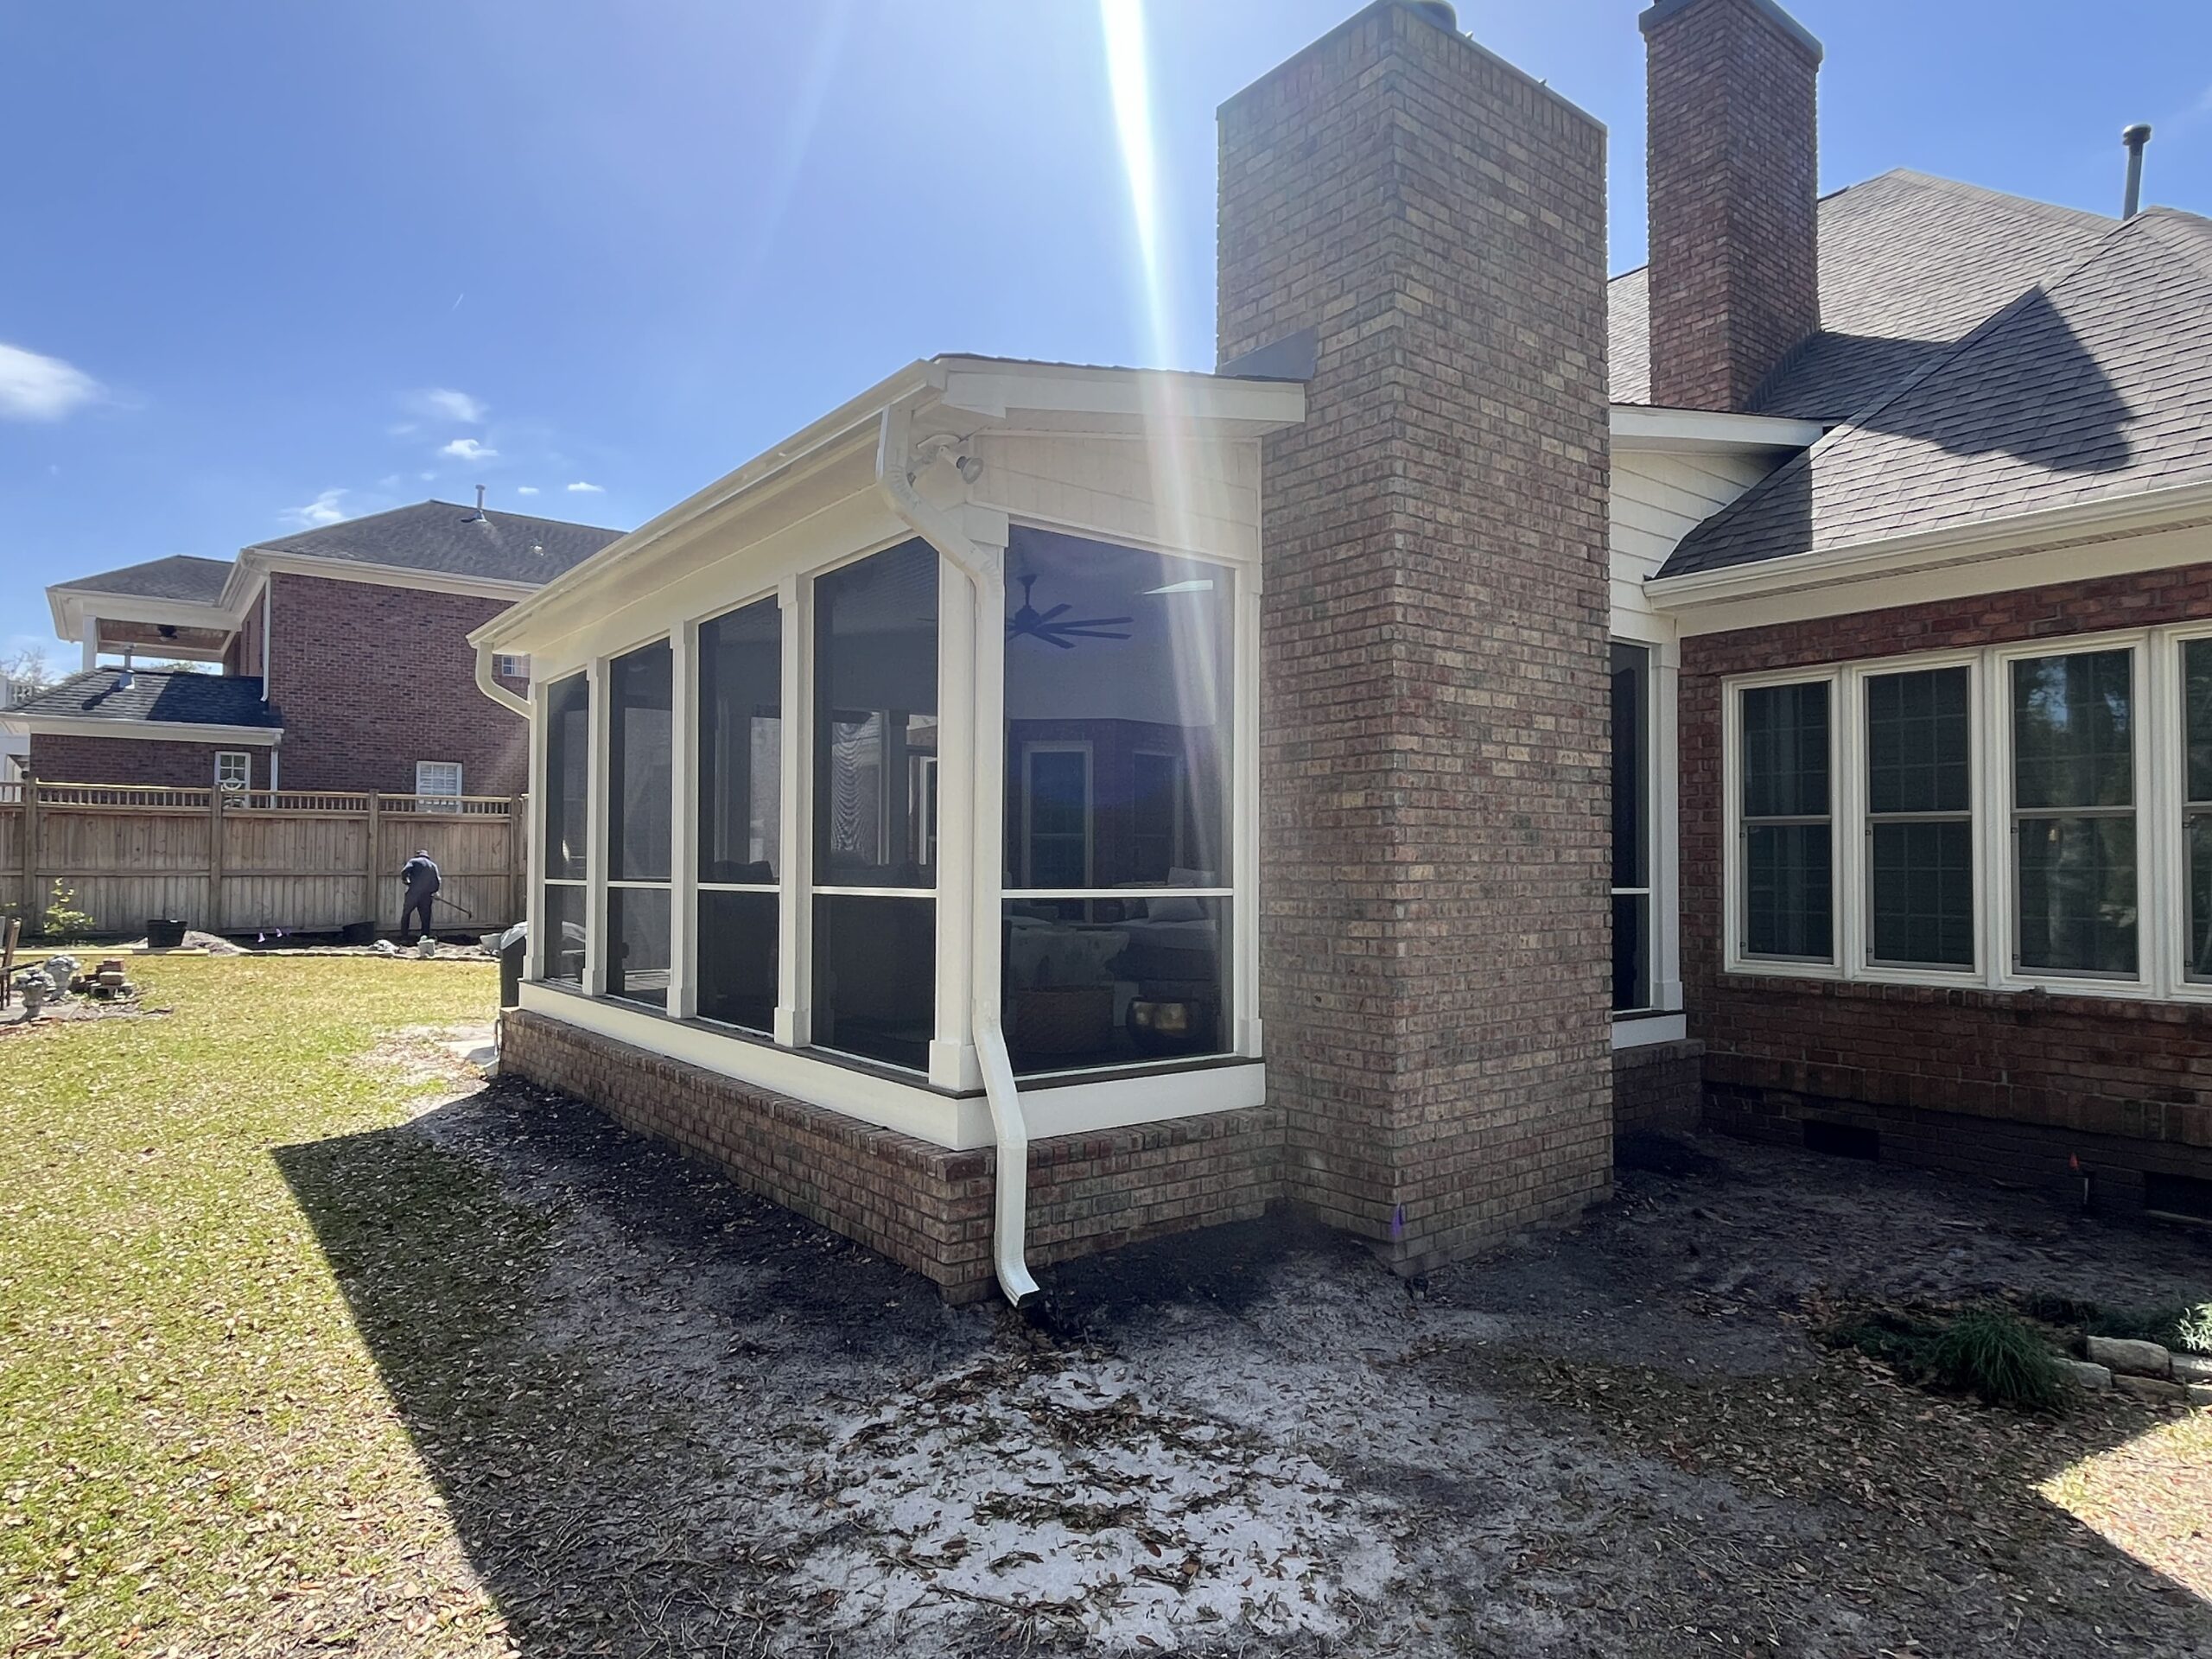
(1000, 527, 1234, 1077)
(606, 640, 673, 1008)
(810, 539, 937, 1070)
(1611, 642, 1652, 1011)
(540, 672, 590, 983)
(696, 597, 780, 1032)
(2189, 640, 2212, 982)
(1739, 681, 1832, 961)
(2012, 649, 2134, 976)
(1866, 666, 1974, 968)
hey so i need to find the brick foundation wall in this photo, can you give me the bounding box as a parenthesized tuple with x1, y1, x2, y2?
(500, 1009, 1286, 1302)
(266, 572, 531, 795)
(1643, 0, 1822, 412)
(1613, 1038, 1706, 1136)
(29, 734, 263, 790)
(1217, 0, 1614, 1273)
(1682, 564, 2212, 1207)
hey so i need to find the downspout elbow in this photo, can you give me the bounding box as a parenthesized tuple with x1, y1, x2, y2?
(475, 644, 531, 718)
(876, 404, 1040, 1311)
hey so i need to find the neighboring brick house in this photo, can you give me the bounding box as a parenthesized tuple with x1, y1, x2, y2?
(483, 0, 2212, 1305)
(13, 500, 624, 796)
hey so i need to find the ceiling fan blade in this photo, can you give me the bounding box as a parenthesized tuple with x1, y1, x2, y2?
(1038, 602, 1071, 623)
(1051, 628, 1132, 642)
(1039, 631, 1078, 650)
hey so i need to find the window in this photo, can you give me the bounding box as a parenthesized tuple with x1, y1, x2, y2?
(493, 653, 529, 681)
(1738, 681, 1832, 962)
(696, 596, 780, 1033)
(1000, 528, 1233, 1076)
(415, 760, 463, 802)
(811, 540, 937, 1069)
(2011, 649, 2135, 976)
(1866, 667, 1974, 969)
(540, 673, 590, 984)
(213, 751, 250, 791)
(607, 640, 674, 1009)
(2185, 640, 2212, 982)
(1611, 643, 1653, 1011)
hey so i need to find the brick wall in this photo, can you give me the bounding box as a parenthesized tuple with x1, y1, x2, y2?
(1681, 563, 2212, 1205)
(1614, 1038, 1706, 1136)
(500, 1009, 1285, 1302)
(265, 572, 531, 795)
(1643, 0, 1822, 411)
(29, 734, 259, 790)
(1219, 0, 1614, 1270)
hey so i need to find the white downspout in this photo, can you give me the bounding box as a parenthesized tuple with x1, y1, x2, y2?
(876, 400, 1040, 1309)
(475, 644, 531, 718)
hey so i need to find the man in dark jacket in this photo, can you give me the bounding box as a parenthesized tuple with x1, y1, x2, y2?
(399, 849, 442, 939)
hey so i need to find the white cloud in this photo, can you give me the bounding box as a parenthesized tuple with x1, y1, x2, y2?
(0, 342, 103, 421)
(283, 488, 349, 530)
(441, 437, 498, 461)
(416, 387, 486, 423)
(516, 485, 540, 496)
(566, 480, 605, 493)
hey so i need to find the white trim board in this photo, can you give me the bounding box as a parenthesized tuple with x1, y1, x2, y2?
(5, 715, 283, 745)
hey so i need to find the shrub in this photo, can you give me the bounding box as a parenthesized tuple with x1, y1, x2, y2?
(34, 881, 95, 942)
(1927, 1306, 2068, 1412)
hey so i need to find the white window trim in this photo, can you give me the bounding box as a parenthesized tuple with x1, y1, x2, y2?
(415, 760, 464, 801)
(1721, 624, 2212, 1004)
(214, 750, 250, 791)
(1018, 741, 1095, 888)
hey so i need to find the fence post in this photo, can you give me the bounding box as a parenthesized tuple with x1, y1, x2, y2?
(365, 791, 383, 931)
(22, 775, 40, 924)
(207, 786, 226, 933)
(508, 794, 526, 929)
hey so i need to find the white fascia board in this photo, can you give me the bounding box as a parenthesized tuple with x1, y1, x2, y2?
(1610, 404, 1824, 454)
(12, 714, 283, 745)
(937, 359, 1307, 429)
(1649, 480, 2212, 634)
(48, 589, 236, 645)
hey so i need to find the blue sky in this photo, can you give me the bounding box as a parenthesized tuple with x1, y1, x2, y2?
(3, 0, 2208, 671)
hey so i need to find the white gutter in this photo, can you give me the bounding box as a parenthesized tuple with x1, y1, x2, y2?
(874, 397, 1041, 1311)
(475, 646, 531, 718)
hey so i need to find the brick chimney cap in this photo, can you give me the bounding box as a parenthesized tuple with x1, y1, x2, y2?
(1640, 0, 1823, 66)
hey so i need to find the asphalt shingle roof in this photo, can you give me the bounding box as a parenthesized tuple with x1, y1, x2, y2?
(1658, 207, 2212, 578)
(1610, 170, 2114, 420)
(245, 501, 626, 585)
(50, 555, 233, 605)
(14, 669, 283, 730)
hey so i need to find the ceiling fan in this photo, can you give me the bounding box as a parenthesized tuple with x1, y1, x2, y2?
(1006, 572, 1132, 650)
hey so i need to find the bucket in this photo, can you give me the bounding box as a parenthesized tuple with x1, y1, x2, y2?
(145, 918, 188, 950)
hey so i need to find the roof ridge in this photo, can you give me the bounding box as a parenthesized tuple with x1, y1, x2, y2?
(245, 498, 621, 554)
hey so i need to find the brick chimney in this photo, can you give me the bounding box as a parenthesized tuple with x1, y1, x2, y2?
(1218, 1, 1613, 1271)
(1642, 0, 1823, 410)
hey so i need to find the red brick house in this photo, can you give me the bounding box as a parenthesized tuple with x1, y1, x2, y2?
(469, 0, 2212, 1305)
(14, 500, 624, 796)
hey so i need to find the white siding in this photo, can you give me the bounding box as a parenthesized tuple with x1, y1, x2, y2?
(1610, 449, 1782, 636)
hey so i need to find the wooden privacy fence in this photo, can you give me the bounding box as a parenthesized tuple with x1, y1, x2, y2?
(0, 781, 526, 938)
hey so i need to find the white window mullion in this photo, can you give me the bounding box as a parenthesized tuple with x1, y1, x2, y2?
(667, 620, 700, 1020)
(1835, 666, 1866, 981)
(2140, 633, 2173, 997)
(775, 575, 810, 1048)
(1233, 567, 1262, 1054)
(1982, 647, 2012, 988)
(583, 655, 612, 998)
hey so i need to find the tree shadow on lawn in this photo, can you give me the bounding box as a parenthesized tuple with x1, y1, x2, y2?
(274, 1085, 2212, 1657)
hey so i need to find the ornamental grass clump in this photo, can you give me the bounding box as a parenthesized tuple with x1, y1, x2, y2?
(1927, 1306, 2068, 1413)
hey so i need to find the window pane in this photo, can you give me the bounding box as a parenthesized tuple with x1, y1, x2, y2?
(1741, 683, 1828, 819)
(699, 599, 782, 881)
(697, 889, 777, 1033)
(608, 641, 673, 884)
(1002, 530, 1231, 891)
(543, 674, 591, 882)
(2188, 640, 2212, 804)
(812, 894, 934, 1069)
(2016, 817, 2136, 975)
(814, 541, 938, 888)
(1003, 897, 1229, 1077)
(1612, 892, 1651, 1012)
(543, 883, 587, 984)
(607, 887, 671, 1009)
(1611, 643, 1649, 892)
(1867, 667, 1969, 815)
(2012, 651, 2132, 810)
(2188, 816, 2212, 981)
(1744, 823, 1831, 958)
(1871, 820, 1974, 967)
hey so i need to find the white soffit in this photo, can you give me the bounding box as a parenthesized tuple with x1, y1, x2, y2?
(1611, 404, 1825, 454)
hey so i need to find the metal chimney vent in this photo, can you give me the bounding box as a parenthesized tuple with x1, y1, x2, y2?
(2122, 123, 2152, 219)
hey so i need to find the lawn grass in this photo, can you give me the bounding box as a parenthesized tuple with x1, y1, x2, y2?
(0, 956, 514, 1657)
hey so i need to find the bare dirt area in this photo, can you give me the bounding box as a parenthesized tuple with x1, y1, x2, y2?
(277, 1061, 2212, 1659)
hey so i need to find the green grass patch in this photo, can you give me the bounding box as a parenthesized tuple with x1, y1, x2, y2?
(0, 956, 512, 1655)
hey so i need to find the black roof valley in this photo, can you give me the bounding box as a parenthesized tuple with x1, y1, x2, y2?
(12, 669, 283, 731)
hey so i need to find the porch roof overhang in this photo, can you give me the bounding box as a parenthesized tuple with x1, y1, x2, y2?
(468, 355, 1307, 660)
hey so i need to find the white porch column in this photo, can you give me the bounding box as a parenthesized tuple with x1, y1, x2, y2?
(1234, 566, 1263, 1057)
(582, 655, 612, 997)
(774, 574, 812, 1048)
(525, 677, 550, 981)
(928, 535, 985, 1091)
(81, 624, 99, 673)
(667, 621, 700, 1020)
